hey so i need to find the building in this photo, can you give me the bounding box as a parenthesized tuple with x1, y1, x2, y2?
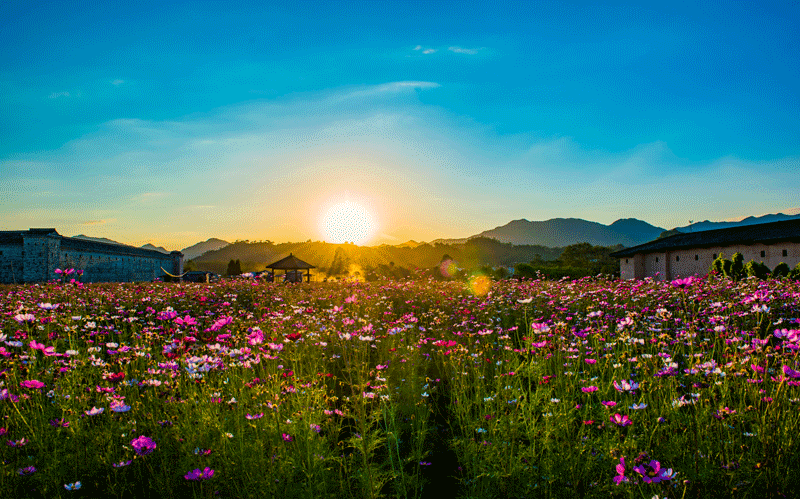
(610, 220, 800, 281)
(0, 228, 182, 284)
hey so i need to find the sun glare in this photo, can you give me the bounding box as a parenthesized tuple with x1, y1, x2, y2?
(320, 200, 377, 245)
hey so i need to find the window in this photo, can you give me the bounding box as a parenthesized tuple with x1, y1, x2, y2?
(676, 256, 680, 262)
(783, 249, 788, 257)
(625, 259, 629, 264)
(695, 255, 699, 261)
(656, 257, 659, 262)
(713, 253, 717, 259)
(760, 250, 765, 258)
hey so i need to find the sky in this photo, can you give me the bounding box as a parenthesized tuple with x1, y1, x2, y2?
(1, 0, 798, 249)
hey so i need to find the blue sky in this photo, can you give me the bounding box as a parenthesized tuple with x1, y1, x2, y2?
(2, 0, 798, 248)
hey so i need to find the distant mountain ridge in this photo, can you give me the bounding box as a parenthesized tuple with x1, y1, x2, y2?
(674, 213, 800, 233)
(181, 238, 230, 260)
(434, 218, 666, 247)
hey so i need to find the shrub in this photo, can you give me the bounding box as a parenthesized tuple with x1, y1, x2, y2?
(772, 262, 791, 278)
(744, 260, 770, 280)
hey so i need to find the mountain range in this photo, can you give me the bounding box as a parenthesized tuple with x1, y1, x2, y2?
(72, 235, 230, 260)
(673, 212, 800, 233)
(446, 217, 666, 247)
(72, 212, 800, 255)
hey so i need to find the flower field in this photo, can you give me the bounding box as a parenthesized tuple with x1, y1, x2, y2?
(1, 274, 800, 498)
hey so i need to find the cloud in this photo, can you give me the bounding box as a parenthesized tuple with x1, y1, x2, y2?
(48, 91, 70, 99)
(377, 81, 440, 91)
(422, 49, 436, 54)
(413, 45, 422, 51)
(111, 79, 125, 86)
(81, 219, 116, 226)
(448, 46, 479, 55)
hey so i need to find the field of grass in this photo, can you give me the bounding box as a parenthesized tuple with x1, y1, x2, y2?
(1, 273, 799, 498)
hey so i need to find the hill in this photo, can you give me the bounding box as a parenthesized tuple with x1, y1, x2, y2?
(181, 238, 230, 260)
(190, 238, 565, 277)
(471, 217, 664, 247)
(674, 212, 800, 233)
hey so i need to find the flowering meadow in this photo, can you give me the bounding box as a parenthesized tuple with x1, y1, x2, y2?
(2, 274, 800, 498)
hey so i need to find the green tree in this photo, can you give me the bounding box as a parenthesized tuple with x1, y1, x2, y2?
(772, 262, 790, 278)
(226, 259, 242, 276)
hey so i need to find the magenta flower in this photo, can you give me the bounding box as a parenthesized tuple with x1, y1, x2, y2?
(613, 456, 629, 485)
(20, 380, 45, 390)
(581, 386, 598, 393)
(130, 435, 156, 456)
(18, 466, 36, 476)
(610, 413, 633, 427)
(633, 460, 671, 483)
(245, 413, 264, 420)
(85, 407, 104, 416)
(184, 467, 215, 481)
(782, 365, 800, 379)
(282, 433, 293, 442)
(671, 276, 695, 289)
(601, 400, 617, 407)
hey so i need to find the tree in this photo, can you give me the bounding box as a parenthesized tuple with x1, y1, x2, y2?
(772, 262, 790, 278)
(226, 259, 242, 276)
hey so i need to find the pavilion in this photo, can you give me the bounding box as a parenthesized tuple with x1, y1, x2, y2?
(265, 253, 315, 283)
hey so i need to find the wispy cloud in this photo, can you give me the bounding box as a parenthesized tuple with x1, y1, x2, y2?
(111, 79, 125, 86)
(48, 91, 70, 99)
(413, 45, 483, 55)
(81, 219, 116, 226)
(448, 46, 479, 55)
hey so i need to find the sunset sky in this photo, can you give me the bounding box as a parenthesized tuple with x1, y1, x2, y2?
(2, 1, 798, 249)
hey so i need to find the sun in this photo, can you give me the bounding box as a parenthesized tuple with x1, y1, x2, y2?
(320, 200, 377, 245)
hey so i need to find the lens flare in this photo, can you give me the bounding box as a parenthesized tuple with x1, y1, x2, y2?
(469, 275, 493, 297)
(439, 259, 459, 279)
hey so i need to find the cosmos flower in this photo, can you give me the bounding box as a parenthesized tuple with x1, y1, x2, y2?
(64, 482, 81, 490)
(610, 413, 633, 427)
(613, 456, 629, 485)
(184, 467, 215, 481)
(85, 407, 104, 416)
(633, 460, 672, 483)
(18, 466, 36, 476)
(19, 380, 45, 390)
(130, 435, 156, 456)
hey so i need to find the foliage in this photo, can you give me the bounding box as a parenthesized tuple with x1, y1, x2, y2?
(771, 262, 790, 279)
(226, 259, 242, 276)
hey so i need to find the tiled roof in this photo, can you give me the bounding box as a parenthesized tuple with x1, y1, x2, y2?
(266, 253, 315, 269)
(610, 219, 800, 258)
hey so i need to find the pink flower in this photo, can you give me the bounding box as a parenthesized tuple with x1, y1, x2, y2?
(19, 380, 45, 390)
(184, 467, 214, 481)
(581, 386, 598, 393)
(282, 433, 293, 442)
(84, 407, 104, 416)
(613, 379, 639, 393)
(782, 365, 800, 379)
(245, 413, 264, 420)
(633, 459, 671, 483)
(610, 413, 633, 427)
(130, 435, 156, 456)
(601, 400, 617, 407)
(613, 456, 629, 484)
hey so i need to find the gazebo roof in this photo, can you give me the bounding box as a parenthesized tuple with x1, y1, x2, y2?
(266, 253, 316, 270)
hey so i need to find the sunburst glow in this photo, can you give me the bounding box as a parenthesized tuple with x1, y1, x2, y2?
(320, 200, 377, 245)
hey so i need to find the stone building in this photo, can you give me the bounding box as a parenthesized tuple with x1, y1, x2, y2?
(0, 228, 182, 284)
(611, 219, 800, 281)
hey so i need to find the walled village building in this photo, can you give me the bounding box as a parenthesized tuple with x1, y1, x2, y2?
(0, 228, 182, 284)
(611, 219, 800, 280)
